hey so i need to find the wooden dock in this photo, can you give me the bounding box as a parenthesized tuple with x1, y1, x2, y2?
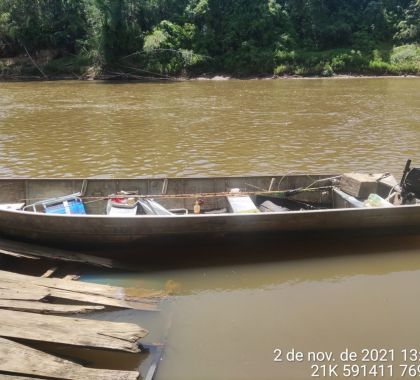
(0, 247, 164, 380)
(0, 269, 161, 311)
(0, 308, 147, 352)
(0, 337, 140, 380)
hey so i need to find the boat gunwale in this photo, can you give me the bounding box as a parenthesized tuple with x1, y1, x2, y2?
(0, 174, 340, 181)
(1, 203, 420, 220)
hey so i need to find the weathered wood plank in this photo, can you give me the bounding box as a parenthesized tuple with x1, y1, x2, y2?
(0, 299, 105, 314)
(41, 267, 57, 278)
(48, 288, 158, 311)
(0, 375, 44, 379)
(0, 309, 148, 352)
(0, 237, 124, 268)
(0, 270, 160, 311)
(0, 270, 124, 298)
(0, 337, 139, 380)
(0, 283, 49, 301)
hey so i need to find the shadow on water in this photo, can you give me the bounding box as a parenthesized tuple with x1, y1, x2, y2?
(88, 232, 420, 273)
(3, 231, 420, 279)
(76, 232, 420, 297)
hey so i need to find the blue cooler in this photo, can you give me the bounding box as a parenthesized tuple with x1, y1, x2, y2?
(44, 198, 86, 215)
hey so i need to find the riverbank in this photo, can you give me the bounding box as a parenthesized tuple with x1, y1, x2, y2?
(0, 72, 418, 82)
(1, 44, 419, 81)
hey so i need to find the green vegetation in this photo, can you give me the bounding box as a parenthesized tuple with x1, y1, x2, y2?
(0, 0, 419, 78)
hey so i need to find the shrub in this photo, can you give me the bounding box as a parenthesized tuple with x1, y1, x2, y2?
(322, 63, 334, 77)
(274, 64, 289, 75)
(390, 44, 420, 65)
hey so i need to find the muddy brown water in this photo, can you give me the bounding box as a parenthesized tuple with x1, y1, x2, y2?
(0, 77, 419, 379)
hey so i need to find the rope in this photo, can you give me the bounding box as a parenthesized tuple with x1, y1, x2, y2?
(19, 185, 334, 204)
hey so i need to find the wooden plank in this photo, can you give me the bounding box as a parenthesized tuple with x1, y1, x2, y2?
(0, 337, 139, 379)
(0, 270, 124, 299)
(41, 267, 57, 278)
(0, 270, 160, 311)
(0, 270, 124, 298)
(0, 376, 42, 379)
(0, 299, 105, 314)
(0, 309, 148, 352)
(0, 284, 49, 301)
(0, 237, 125, 269)
(49, 288, 158, 311)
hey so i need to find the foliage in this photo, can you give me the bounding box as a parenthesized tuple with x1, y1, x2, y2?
(394, 0, 420, 43)
(0, 0, 419, 77)
(390, 43, 420, 64)
(0, 0, 90, 56)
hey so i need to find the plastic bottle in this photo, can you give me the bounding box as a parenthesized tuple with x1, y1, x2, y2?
(194, 200, 201, 214)
(364, 193, 393, 208)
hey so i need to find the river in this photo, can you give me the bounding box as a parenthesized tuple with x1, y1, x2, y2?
(0, 77, 420, 379)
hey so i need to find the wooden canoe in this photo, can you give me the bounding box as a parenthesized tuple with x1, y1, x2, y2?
(0, 174, 419, 247)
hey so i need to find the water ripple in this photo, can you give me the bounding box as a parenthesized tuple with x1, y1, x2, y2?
(0, 78, 419, 178)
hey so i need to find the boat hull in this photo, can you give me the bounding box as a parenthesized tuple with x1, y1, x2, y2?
(0, 175, 418, 248)
(0, 205, 419, 247)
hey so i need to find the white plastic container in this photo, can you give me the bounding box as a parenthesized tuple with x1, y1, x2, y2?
(364, 193, 393, 208)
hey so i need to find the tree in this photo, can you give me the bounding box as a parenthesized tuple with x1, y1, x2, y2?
(394, 0, 420, 42)
(0, 0, 90, 56)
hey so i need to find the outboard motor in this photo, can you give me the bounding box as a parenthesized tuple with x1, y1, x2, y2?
(401, 159, 420, 204)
